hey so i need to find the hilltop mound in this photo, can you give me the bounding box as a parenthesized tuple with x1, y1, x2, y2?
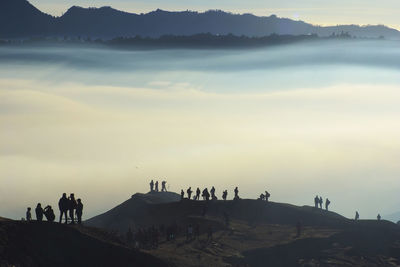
(0, 219, 167, 267)
(86, 191, 180, 231)
(86, 194, 350, 234)
(85, 193, 400, 266)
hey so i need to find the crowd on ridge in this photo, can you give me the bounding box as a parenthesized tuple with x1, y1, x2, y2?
(149, 180, 168, 192)
(25, 193, 84, 224)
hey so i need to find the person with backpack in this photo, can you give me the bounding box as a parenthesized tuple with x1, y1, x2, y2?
(222, 190, 228, 201)
(265, 191, 271, 202)
(187, 187, 193, 200)
(325, 198, 331, 211)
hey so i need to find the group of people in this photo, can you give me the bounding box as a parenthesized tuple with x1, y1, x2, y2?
(149, 180, 167, 193)
(25, 193, 84, 225)
(58, 193, 84, 224)
(180, 186, 241, 201)
(314, 195, 331, 211)
(26, 204, 56, 222)
(259, 191, 271, 202)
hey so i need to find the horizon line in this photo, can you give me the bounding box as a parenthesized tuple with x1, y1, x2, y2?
(30, 2, 400, 32)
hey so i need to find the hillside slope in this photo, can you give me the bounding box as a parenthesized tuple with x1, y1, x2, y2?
(86, 191, 181, 232)
(0, 218, 168, 267)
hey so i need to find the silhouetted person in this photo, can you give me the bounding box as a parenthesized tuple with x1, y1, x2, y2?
(161, 181, 167, 192)
(234, 187, 239, 200)
(325, 198, 331, 211)
(181, 189, 185, 200)
(377, 214, 381, 221)
(76, 198, 83, 224)
(58, 193, 69, 224)
(319, 197, 323, 209)
(265, 191, 270, 202)
(296, 221, 302, 237)
(259, 194, 265, 201)
(222, 190, 228, 201)
(314, 195, 319, 208)
(155, 181, 159, 192)
(210, 186, 216, 200)
(150, 180, 154, 192)
(195, 187, 201, 200)
(35, 203, 43, 222)
(69, 193, 77, 224)
(26, 207, 32, 221)
(355, 211, 359, 221)
(202, 188, 210, 201)
(44, 205, 55, 222)
(187, 187, 193, 200)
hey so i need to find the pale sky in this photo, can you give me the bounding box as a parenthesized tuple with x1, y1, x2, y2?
(29, 0, 400, 30)
(1, 41, 400, 221)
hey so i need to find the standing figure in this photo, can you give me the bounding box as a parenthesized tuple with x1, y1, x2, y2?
(150, 180, 154, 192)
(181, 189, 185, 200)
(195, 187, 201, 200)
(319, 197, 323, 209)
(314, 195, 319, 208)
(259, 193, 265, 201)
(265, 191, 270, 202)
(161, 181, 167, 192)
(155, 181, 159, 192)
(187, 187, 193, 200)
(222, 190, 228, 201)
(325, 198, 331, 211)
(35, 203, 43, 222)
(210, 186, 216, 200)
(355, 211, 360, 221)
(202, 188, 210, 201)
(69, 193, 77, 224)
(76, 198, 83, 224)
(377, 214, 381, 221)
(58, 193, 69, 224)
(234, 187, 239, 200)
(26, 207, 32, 221)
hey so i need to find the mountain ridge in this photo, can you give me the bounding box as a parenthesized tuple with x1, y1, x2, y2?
(1, 0, 400, 39)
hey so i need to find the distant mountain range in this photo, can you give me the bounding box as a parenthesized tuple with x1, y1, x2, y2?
(1, 0, 400, 39)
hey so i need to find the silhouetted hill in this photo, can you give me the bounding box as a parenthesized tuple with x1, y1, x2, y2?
(86, 192, 350, 234)
(86, 192, 181, 231)
(0, 0, 54, 38)
(0, 218, 168, 267)
(1, 1, 400, 40)
(85, 193, 400, 266)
